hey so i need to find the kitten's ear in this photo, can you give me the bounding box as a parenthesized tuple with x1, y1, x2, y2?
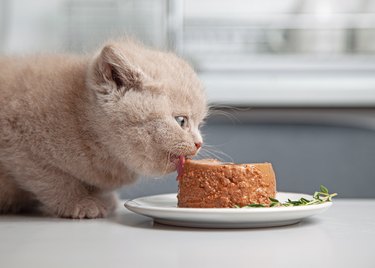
(91, 44, 144, 94)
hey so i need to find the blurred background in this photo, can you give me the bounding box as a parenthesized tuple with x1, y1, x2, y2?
(1, 0, 375, 198)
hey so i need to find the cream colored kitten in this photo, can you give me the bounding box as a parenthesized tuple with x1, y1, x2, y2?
(0, 40, 207, 218)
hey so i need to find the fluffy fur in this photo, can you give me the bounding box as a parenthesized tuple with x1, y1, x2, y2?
(0, 40, 207, 218)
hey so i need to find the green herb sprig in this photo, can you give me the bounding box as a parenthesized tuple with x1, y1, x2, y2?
(238, 185, 337, 208)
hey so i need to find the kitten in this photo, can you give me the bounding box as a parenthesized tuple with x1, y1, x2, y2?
(0, 40, 207, 218)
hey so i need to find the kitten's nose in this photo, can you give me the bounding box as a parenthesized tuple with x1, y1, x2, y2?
(195, 142, 202, 149)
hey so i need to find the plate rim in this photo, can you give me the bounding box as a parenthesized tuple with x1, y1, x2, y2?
(124, 192, 333, 214)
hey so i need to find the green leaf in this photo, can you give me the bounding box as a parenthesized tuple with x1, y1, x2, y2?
(320, 185, 329, 194)
(288, 200, 302, 205)
(246, 204, 266, 208)
(300, 198, 311, 204)
(236, 184, 337, 208)
(269, 197, 280, 203)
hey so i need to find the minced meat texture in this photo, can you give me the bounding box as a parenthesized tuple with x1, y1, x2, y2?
(177, 159, 276, 208)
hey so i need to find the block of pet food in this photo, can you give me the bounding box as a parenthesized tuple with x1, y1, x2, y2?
(177, 159, 276, 208)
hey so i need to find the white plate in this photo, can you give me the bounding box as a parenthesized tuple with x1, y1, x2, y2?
(124, 192, 332, 228)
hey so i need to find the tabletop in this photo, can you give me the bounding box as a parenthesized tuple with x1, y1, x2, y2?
(1, 199, 374, 268)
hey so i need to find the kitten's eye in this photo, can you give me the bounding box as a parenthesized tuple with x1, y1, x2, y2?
(175, 116, 188, 128)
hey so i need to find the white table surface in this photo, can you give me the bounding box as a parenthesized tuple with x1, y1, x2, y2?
(1, 199, 374, 268)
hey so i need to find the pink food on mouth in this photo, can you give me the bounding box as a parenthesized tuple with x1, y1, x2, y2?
(176, 155, 186, 179)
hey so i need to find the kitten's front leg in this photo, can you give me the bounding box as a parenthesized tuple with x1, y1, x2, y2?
(48, 191, 117, 219)
(43, 184, 118, 219)
(0, 167, 36, 213)
(20, 169, 117, 219)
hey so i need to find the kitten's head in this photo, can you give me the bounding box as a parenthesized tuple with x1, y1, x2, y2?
(86, 40, 207, 176)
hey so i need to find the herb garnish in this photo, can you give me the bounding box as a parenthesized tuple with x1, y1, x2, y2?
(236, 185, 337, 208)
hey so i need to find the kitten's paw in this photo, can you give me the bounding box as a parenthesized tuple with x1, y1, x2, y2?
(50, 197, 110, 219)
(70, 197, 109, 219)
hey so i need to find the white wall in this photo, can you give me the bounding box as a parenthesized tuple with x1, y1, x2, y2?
(1, 0, 65, 54)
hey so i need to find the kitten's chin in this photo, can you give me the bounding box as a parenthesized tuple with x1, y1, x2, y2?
(133, 154, 192, 177)
(160, 157, 180, 175)
(133, 157, 178, 177)
(140, 163, 177, 177)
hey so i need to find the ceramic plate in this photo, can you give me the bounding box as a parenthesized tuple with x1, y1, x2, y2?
(124, 192, 332, 228)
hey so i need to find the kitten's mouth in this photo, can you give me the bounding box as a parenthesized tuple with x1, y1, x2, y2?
(177, 155, 185, 178)
(169, 153, 195, 178)
(169, 154, 187, 177)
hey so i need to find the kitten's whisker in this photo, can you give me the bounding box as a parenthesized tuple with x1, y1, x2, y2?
(201, 150, 226, 162)
(196, 150, 209, 160)
(199, 148, 220, 159)
(207, 106, 255, 125)
(200, 146, 234, 163)
(199, 148, 226, 162)
(204, 143, 232, 148)
(161, 149, 172, 176)
(207, 109, 240, 124)
(207, 147, 234, 161)
(196, 150, 217, 161)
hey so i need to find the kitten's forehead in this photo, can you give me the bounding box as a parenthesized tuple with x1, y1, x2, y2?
(155, 55, 207, 121)
(168, 85, 206, 121)
(142, 61, 206, 118)
(115, 40, 207, 120)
